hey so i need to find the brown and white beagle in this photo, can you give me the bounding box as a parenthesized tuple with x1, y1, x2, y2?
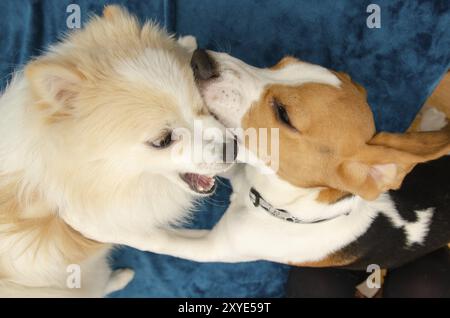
(146, 50, 450, 271)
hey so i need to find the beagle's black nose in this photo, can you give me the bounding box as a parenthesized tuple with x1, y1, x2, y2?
(191, 49, 218, 81)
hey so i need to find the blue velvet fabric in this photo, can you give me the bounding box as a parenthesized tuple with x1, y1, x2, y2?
(0, 0, 449, 297)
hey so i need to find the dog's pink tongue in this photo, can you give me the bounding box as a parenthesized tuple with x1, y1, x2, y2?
(194, 174, 212, 188)
(186, 173, 214, 191)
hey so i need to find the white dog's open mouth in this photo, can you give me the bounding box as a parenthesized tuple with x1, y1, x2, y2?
(180, 173, 217, 194)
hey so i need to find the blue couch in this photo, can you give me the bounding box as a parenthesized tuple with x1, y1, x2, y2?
(0, 0, 449, 297)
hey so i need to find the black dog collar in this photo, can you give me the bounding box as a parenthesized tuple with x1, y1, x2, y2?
(249, 187, 350, 224)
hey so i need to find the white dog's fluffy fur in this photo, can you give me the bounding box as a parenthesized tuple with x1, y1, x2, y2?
(0, 6, 230, 297)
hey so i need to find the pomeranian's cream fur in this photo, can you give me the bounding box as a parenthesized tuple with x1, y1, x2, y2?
(0, 6, 228, 297)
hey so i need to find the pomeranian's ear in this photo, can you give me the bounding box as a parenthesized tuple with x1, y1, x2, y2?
(25, 60, 85, 118)
(336, 128, 450, 200)
(103, 5, 130, 21)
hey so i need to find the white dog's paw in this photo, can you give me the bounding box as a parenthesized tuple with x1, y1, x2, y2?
(104, 268, 135, 295)
(178, 35, 198, 53)
(419, 107, 448, 132)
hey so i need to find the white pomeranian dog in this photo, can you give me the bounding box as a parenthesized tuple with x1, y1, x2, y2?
(0, 6, 234, 297)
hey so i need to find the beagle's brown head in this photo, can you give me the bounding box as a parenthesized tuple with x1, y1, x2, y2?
(193, 52, 450, 200)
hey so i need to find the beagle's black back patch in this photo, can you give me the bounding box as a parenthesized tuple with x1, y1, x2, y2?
(340, 156, 450, 270)
(390, 155, 450, 223)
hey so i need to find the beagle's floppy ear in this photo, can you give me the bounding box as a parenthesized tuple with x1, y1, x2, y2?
(336, 126, 450, 200)
(25, 60, 85, 118)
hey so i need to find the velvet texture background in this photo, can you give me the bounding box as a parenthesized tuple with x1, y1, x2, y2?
(0, 0, 448, 297)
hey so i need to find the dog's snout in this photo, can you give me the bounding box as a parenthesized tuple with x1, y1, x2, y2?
(191, 49, 218, 81)
(223, 138, 238, 163)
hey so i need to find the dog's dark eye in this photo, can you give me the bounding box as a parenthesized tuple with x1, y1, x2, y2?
(273, 98, 295, 129)
(149, 131, 173, 149)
